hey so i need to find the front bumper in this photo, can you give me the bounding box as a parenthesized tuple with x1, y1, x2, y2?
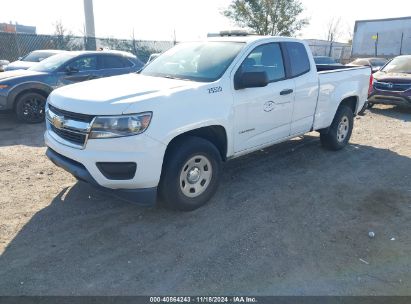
(0, 92, 9, 110)
(44, 129, 167, 205)
(46, 148, 157, 206)
(368, 90, 411, 107)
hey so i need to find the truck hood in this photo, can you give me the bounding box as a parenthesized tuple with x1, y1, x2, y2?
(49, 73, 199, 115)
(4, 60, 36, 71)
(0, 69, 46, 81)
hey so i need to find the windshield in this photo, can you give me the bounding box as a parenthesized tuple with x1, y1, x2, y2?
(381, 56, 411, 74)
(141, 42, 245, 82)
(29, 53, 76, 72)
(369, 59, 387, 67)
(22, 51, 58, 62)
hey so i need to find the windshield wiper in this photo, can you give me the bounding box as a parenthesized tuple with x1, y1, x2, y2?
(162, 75, 190, 81)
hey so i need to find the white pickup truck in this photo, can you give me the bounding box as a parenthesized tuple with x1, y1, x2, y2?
(45, 34, 372, 211)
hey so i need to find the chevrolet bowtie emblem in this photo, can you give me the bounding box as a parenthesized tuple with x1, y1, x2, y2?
(52, 115, 65, 129)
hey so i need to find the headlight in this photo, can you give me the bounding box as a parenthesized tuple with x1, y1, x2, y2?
(89, 112, 152, 139)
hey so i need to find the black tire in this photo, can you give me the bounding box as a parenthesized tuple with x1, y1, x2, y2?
(15, 92, 47, 123)
(357, 101, 369, 116)
(159, 136, 222, 211)
(320, 105, 354, 151)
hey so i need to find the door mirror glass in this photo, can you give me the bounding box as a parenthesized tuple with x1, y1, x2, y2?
(235, 71, 269, 89)
(65, 65, 79, 74)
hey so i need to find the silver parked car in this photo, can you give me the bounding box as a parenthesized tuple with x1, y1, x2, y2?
(4, 50, 66, 71)
(0, 60, 10, 72)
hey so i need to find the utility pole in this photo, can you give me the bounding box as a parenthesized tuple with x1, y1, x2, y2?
(375, 32, 379, 57)
(400, 32, 404, 55)
(83, 0, 96, 50)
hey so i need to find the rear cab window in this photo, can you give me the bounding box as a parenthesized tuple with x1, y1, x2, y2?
(284, 42, 311, 77)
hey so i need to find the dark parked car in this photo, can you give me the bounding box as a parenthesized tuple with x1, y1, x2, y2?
(314, 56, 342, 65)
(0, 50, 144, 123)
(349, 57, 388, 73)
(4, 50, 66, 71)
(368, 55, 411, 108)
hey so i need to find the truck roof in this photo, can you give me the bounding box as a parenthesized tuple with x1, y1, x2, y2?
(206, 35, 303, 45)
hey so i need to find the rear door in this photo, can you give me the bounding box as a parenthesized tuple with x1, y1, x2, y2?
(232, 42, 295, 153)
(283, 42, 319, 135)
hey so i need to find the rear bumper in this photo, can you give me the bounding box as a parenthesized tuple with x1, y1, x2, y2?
(46, 148, 157, 206)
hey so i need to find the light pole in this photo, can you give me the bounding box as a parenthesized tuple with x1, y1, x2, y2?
(83, 0, 96, 50)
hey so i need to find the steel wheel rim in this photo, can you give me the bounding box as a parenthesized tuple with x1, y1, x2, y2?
(179, 155, 213, 198)
(22, 96, 45, 121)
(337, 116, 349, 142)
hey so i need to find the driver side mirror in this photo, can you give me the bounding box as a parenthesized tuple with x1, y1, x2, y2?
(65, 65, 79, 74)
(235, 70, 269, 90)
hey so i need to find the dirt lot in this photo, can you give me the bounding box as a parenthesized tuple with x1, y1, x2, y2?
(0, 105, 410, 295)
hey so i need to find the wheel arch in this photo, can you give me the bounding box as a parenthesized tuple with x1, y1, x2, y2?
(164, 125, 228, 162)
(339, 95, 359, 115)
(8, 82, 53, 110)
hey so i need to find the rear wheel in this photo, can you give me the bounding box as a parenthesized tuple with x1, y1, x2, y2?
(159, 136, 221, 211)
(320, 105, 354, 150)
(15, 92, 47, 123)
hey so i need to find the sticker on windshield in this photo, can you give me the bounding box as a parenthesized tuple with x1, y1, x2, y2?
(208, 86, 223, 94)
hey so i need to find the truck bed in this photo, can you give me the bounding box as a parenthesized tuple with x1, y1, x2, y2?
(316, 64, 367, 73)
(313, 65, 371, 131)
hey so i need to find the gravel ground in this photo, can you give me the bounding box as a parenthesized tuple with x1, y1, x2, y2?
(0, 105, 410, 295)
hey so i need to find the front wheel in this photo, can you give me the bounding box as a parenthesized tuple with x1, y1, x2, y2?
(320, 105, 354, 150)
(15, 92, 47, 123)
(159, 136, 222, 211)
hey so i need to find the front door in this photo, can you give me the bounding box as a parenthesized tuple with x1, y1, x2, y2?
(232, 43, 295, 153)
(57, 55, 99, 86)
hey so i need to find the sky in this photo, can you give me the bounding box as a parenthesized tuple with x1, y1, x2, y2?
(2, 0, 410, 42)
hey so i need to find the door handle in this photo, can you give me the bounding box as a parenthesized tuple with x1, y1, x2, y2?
(280, 89, 293, 95)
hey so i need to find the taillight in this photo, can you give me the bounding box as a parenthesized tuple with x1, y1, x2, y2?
(368, 73, 374, 96)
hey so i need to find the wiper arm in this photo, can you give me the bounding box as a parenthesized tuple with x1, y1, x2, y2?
(162, 75, 190, 81)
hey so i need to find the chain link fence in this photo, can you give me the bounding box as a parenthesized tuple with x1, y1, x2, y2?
(0, 32, 355, 65)
(0, 32, 175, 63)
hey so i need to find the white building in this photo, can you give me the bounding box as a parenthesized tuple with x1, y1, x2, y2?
(352, 16, 411, 57)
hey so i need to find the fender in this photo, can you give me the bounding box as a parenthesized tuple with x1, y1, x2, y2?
(160, 119, 234, 157)
(7, 81, 54, 109)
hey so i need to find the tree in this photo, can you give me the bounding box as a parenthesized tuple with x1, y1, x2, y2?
(325, 17, 342, 42)
(223, 0, 308, 36)
(52, 20, 82, 50)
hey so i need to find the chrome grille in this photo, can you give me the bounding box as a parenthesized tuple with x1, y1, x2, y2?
(374, 81, 411, 92)
(46, 104, 94, 149)
(48, 104, 95, 123)
(50, 125, 87, 145)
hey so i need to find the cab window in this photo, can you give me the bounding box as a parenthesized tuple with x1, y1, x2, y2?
(67, 56, 97, 71)
(284, 42, 310, 77)
(239, 43, 286, 82)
